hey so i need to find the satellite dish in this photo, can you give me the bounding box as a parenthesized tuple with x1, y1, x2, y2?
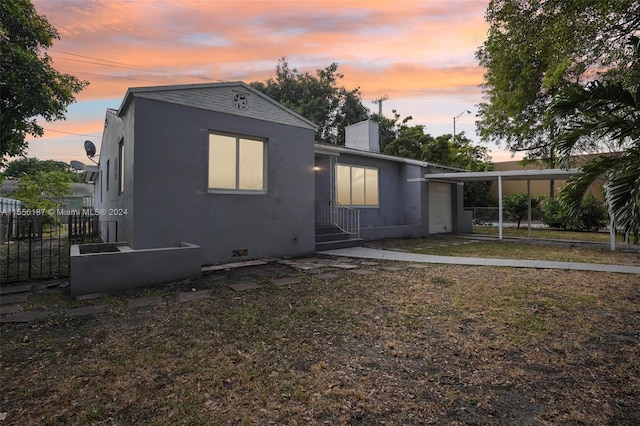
(84, 140, 96, 157)
(70, 160, 86, 171)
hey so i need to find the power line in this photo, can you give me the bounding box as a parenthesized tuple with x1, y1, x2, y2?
(42, 128, 101, 138)
(50, 49, 159, 72)
(57, 68, 167, 84)
(52, 55, 160, 72)
(51, 49, 219, 83)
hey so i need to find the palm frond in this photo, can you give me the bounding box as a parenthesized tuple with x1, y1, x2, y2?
(604, 147, 640, 240)
(550, 77, 640, 240)
(558, 155, 619, 218)
(548, 80, 640, 161)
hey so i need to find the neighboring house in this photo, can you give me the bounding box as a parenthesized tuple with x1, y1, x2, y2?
(489, 157, 606, 202)
(0, 180, 94, 213)
(0, 196, 22, 243)
(0, 196, 21, 213)
(96, 82, 471, 266)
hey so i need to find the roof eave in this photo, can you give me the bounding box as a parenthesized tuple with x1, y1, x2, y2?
(314, 143, 466, 172)
(423, 168, 580, 182)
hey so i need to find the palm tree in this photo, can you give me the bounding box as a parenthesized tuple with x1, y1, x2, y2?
(548, 79, 640, 242)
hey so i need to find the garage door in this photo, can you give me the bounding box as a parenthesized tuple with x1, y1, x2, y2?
(428, 182, 452, 233)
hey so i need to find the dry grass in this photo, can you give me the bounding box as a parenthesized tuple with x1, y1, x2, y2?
(366, 236, 640, 266)
(1, 257, 639, 425)
(472, 225, 615, 242)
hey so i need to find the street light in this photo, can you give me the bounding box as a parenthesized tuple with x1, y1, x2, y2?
(453, 110, 471, 142)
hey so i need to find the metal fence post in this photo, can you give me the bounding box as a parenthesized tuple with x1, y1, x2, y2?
(28, 222, 32, 280)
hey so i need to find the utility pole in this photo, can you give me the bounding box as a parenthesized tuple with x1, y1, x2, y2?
(372, 95, 389, 116)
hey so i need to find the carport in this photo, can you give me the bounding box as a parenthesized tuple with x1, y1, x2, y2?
(423, 168, 579, 239)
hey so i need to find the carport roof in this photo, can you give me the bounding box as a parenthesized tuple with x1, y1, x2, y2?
(423, 168, 579, 182)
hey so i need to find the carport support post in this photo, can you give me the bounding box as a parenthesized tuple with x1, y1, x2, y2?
(527, 179, 532, 238)
(610, 210, 616, 251)
(498, 175, 503, 240)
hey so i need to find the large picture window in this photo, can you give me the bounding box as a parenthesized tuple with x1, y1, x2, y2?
(208, 133, 265, 192)
(336, 164, 379, 206)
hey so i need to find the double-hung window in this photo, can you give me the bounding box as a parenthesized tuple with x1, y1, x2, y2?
(208, 133, 266, 192)
(336, 164, 379, 207)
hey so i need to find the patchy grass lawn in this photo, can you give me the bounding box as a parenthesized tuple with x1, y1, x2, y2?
(472, 225, 615, 243)
(1, 259, 639, 425)
(366, 236, 640, 266)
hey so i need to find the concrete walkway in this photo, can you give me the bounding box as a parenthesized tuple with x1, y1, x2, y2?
(318, 247, 640, 275)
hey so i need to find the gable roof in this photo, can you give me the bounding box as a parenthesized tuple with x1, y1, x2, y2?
(117, 81, 316, 130)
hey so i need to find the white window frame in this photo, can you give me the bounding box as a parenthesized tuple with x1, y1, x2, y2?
(335, 164, 379, 207)
(208, 132, 267, 194)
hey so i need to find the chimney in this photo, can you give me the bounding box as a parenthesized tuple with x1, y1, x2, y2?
(345, 120, 379, 153)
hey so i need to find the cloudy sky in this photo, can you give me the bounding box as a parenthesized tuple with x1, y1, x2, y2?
(27, 0, 518, 166)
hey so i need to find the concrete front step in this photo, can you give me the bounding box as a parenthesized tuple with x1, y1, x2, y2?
(316, 232, 357, 243)
(316, 224, 343, 234)
(315, 223, 361, 250)
(315, 238, 364, 251)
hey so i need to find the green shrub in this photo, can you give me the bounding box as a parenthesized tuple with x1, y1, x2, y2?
(542, 198, 569, 229)
(578, 194, 608, 232)
(503, 193, 544, 228)
(543, 194, 607, 231)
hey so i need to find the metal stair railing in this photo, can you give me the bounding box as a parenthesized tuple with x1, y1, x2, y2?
(316, 201, 360, 238)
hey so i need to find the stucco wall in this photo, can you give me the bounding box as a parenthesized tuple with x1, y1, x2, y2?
(314, 154, 332, 205)
(315, 152, 429, 236)
(70, 242, 201, 296)
(96, 108, 133, 243)
(127, 98, 316, 264)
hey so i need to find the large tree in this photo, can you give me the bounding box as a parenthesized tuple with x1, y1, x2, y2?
(0, 0, 88, 166)
(476, 0, 639, 157)
(251, 58, 369, 145)
(369, 110, 413, 153)
(3, 157, 81, 181)
(478, 0, 640, 240)
(384, 125, 494, 207)
(10, 170, 73, 221)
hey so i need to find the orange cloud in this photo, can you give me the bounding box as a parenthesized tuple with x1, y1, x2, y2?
(26, 0, 502, 163)
(36, 0, 489, 101)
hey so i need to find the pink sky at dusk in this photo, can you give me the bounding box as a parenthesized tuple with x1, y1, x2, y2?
(25, 0, 520, 165)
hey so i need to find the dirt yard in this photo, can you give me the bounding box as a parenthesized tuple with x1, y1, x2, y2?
(1, 254, 639, 424)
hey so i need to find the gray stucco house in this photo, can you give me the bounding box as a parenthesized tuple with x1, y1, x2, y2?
(95, 81, 470, 266)
(315, 121, 468, 245)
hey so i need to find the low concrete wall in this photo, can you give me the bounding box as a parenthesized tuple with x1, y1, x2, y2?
(70, 242, 201, 296)
(359, 217, 473, 241)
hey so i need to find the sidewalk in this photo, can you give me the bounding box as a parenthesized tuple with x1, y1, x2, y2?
(318, 247, 640, 275)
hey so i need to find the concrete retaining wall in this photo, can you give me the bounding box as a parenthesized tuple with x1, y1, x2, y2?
(70, 242, 201, 296)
